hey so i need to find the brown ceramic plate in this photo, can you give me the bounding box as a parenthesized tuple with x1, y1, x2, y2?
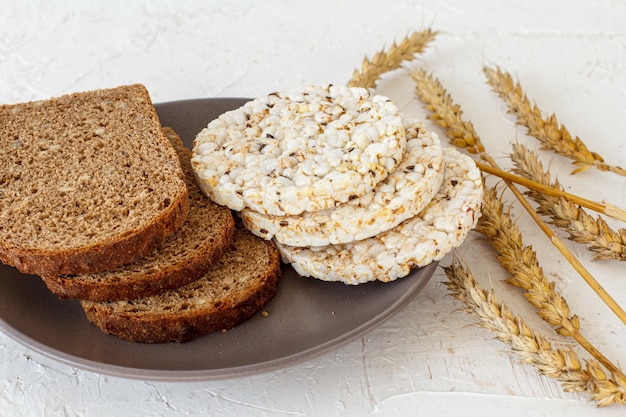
(0, 98, 437, 381)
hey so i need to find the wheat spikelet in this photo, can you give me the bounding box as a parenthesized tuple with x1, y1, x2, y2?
(443, 258, 626, 406)
(347, 28, 438, 90)
(410, 67, 485, 154)
(510, 143, 626, 261)
(483, 65, 626, 177)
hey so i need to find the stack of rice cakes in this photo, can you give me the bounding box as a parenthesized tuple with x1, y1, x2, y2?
(192, 84, 483, 285)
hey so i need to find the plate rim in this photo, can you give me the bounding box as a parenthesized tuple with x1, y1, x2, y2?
(1, 262, 436, 381)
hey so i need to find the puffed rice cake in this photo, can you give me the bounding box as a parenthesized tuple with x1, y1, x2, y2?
(191, 84, 406, 216)
(240, 115, 445, 246)
(276, 147, 483, 284)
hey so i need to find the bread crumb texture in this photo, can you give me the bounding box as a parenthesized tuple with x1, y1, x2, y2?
(39, 128, 234, 302)
(1, 86, 178, 246)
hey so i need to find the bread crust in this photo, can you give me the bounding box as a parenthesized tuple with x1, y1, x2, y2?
(39, 200, 232, 301)
(82, 265, 279, 343)
(1, 193, 189, 277)
(81, 227, 281, 343)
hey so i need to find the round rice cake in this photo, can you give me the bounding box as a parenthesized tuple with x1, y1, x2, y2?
(241, 115, 444, 246)
(191, 84, 406, 216)
(276, 147, 483, 284)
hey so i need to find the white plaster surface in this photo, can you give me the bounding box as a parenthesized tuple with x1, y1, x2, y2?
(1, 0, 625, 415)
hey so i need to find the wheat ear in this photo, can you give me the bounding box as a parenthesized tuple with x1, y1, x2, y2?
(347, 28, 438, 90)
(410, 67, 626, 325)
(443, 257, 626, 406)
(479, 185, 624, 378)
(483, 65, 626, 177)
(510, 143, 626, 261)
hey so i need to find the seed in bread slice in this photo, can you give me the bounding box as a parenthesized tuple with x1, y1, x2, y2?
(0, 84, 189, 276)
(81, 224, 281, 343)
(40, 128, 235, 302)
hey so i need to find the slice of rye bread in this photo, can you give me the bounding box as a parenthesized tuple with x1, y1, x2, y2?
(81, 223, 282, 343)
(0, 84, 190, 276)
(40, 128, 235, 302)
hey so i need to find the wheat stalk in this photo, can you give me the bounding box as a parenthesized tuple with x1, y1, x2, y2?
(474, 162, 626, 223)
(443, 257, 626, 406)
(347, 28, 438, 90)
(483, 65, 626, 177)
(410, 66, 626, 326)
(510, 143, 626, 261)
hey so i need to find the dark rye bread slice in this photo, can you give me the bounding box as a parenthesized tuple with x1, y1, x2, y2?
(81, 223, 281, 343)
(0, 84, 189, 276)
(40, 128, 235, 302)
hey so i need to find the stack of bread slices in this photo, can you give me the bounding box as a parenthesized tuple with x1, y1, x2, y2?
(192, 84, 484, 285)
(0, 84, 281, 343)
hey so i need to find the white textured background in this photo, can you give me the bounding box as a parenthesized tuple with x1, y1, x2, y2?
(1, 0, 626, 415)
